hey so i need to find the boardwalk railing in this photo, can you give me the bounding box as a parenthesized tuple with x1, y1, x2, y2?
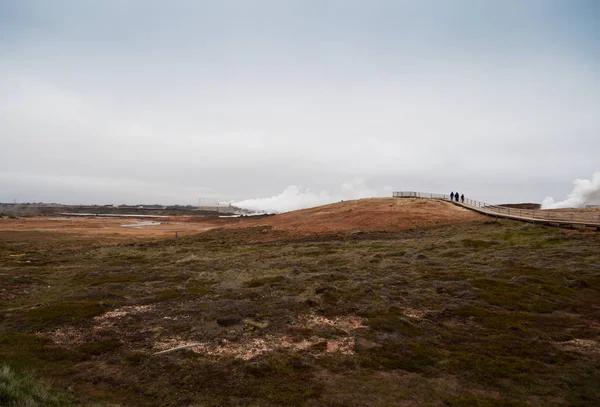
(392, 191, 448, 199)
(393, 191, 600, 228)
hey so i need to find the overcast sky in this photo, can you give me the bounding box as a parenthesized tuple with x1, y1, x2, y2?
(1, 1, 599, 208)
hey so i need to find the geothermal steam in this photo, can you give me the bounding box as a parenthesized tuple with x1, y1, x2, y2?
(542, 172, 600, 209)
(233, 179, 393, 213)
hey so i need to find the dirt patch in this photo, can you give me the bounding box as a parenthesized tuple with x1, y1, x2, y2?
(153, 313, 366, 360)
(556, 338, 600, 356)
(0, 215, 224, 243)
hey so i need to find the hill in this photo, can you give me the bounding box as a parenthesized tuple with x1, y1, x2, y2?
(226, 198, 485, 235)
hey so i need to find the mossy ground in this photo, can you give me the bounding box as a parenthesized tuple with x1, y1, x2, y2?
(0, 219, 599, 406)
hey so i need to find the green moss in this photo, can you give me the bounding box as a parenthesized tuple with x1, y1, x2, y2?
(89, 274, 139, 285)
(444, 394, 529, 407)
(123, 351, 148, 366)
(185, 283, 210, 295)
(365, 312, 420, 335)
(154, 289, 181, 302)
(562, 367, 600, 406)
(165, 273, 192, 283)
(0, 334, 81, 368)
(359, 342, 440, 372)
(246, 275, 286, 287)
(461, 239, 498, 249)
(78, 339, 122, 356)
(24, 301, 106, 328)
(0, 333, 46, 348)
(446, 352, 545, 386)
(469, 278, 562, 313)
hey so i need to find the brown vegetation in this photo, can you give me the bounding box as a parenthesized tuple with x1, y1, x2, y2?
(0, 199, 599, 406)
(223, 198, 486, 236)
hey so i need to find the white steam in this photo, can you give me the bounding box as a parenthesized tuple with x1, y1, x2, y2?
(233, 179, 393, 213)
(542, 172, 600, 209)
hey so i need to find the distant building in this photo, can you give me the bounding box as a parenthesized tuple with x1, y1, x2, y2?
(585, 204, 600, 209)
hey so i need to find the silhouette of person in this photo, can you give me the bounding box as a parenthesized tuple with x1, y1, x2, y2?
(455, 192, 459, 202)
(450, 192, 454, 201)
(461, 194, 465, 203)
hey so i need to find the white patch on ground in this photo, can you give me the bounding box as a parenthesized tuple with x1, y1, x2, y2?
(402, 308, 428, 319)
(121, 221, 162, 228)
(41, 305, 156, 347)
(40, 309, 366, 361)
(43, 326, 87, 347)
(556, 339, 600, 355)
(299, 314, 366, 332)
(153, 313, 366, 360)
(95, 304, 154, 322)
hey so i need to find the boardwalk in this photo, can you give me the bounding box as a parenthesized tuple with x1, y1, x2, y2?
(393, 191, 600, 230)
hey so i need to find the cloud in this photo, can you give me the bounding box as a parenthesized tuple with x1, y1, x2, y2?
(0, 2, 599, 206)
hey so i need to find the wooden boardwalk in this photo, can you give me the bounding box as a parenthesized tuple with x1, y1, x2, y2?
(392, 191, 600, 230)
(450, 200, 600, 230)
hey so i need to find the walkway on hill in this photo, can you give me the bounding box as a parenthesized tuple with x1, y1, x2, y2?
(392, 192, 600, 230)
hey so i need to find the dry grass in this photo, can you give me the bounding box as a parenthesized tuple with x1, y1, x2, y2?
(0, 218, 599, 406)
(0, 364, 75, 407)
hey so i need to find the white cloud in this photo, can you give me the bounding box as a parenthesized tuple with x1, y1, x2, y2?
(0, 1, 599, 206)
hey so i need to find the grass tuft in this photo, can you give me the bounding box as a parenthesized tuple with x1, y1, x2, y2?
(0, 364, 75, 407)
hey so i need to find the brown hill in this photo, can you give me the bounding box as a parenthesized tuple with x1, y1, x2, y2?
(226, 198, 485, 235)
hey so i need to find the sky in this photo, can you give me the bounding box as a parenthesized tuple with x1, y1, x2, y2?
(1, 0, 599, 210)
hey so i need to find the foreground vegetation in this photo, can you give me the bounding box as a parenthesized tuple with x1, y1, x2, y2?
(0, 364, 75, 407)
(0, 219, 599, 406)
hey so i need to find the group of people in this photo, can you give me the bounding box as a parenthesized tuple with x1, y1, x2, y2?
(450, 192, 464, 203)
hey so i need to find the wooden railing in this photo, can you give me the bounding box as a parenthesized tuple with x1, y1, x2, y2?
(392, 191, 600, 227)
(392, 191, 447, 199)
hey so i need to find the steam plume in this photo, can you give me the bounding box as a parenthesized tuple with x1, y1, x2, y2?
(542, 172, 600, 209)
(233, 179, 393, 213)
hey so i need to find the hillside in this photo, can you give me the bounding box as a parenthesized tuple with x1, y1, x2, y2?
(227, 198, 485, 235)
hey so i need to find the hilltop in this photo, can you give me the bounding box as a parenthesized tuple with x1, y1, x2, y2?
(222, 197, 486, 236)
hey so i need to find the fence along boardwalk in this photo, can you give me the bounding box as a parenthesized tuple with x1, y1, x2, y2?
(392, 191, 600, 230)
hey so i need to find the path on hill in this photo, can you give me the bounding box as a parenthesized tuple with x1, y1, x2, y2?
(394, 192, 600, 229)
(453, 199, 600, 229)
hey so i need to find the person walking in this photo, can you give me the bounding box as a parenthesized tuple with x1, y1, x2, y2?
(450, 192, 454, 201)
(455, 192, 460, 202)
(461, 194, 465, 203)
